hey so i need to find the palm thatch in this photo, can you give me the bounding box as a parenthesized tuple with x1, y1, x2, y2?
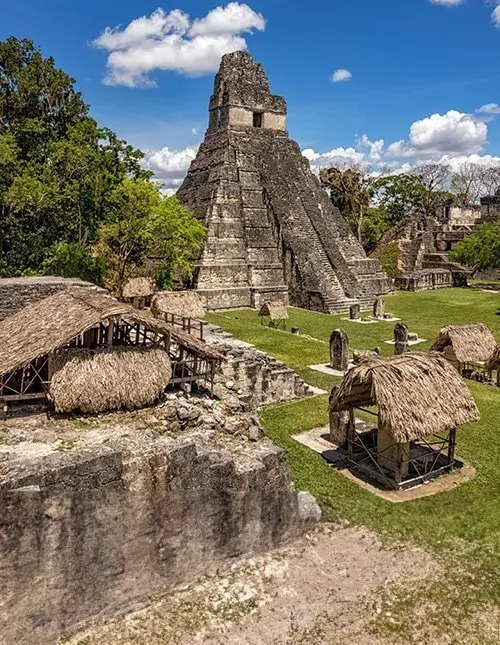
(0, 287, 222, 379)
(122, 277, 156, 299)
(49, 346, 172, 414)
(259, 301, 289, 321)
(486, 345, 500, 372)
(330, 352, 479, 443)
(430, 324, 497, 364)
(151, 291, 206, 319)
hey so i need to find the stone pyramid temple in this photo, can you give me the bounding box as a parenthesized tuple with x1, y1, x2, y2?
(177, 51, 392, 313)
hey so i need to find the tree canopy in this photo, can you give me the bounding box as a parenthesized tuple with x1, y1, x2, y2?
(0, 37, 204, 290)
(449, 222, 500, 274)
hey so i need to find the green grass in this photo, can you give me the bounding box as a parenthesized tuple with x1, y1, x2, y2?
(207, 288, 500, 635)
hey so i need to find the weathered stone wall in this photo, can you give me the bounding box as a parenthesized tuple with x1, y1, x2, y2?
(0, 432, 319, 645)
(206, 324, 315, 407)
(394, 268, 453, 292)
(0, 276, 105, 321)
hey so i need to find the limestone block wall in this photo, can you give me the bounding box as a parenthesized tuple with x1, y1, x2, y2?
(0, 277, 105, 321)
(206, 324, 315, 407)
(0, 435, 319, 645)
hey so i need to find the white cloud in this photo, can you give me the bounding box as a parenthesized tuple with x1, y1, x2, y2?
(93, 3, 265, 87)
(189, 3, 265, 36)
(142, 145, 199, 194)
(191, 127, 199, 135)
(477, 103, 500, 115)
(493, 4, 500, 27)
(331, 69, 352, 83)
(429, 0, 465, 6)
(387, 110, 487, 159)
(303, 135, 385, 174)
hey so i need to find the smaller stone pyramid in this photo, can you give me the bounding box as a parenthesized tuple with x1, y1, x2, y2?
(177, 51, 392, 313)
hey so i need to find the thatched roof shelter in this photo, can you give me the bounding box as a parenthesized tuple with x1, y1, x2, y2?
(152, 291, 206, 319)
(259, 301, 289, 321)
(330, 352, 479, 444)
(49, 346, 172, 414)
(0, 287, 221, 379)
(486, 345, 500, 372)
(430, 324, 497, 364)
(122, 277, 156, 299)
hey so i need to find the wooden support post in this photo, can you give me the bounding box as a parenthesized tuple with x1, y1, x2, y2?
(448, 428, 456, 464)
(107, 318, 115, 346)
(347, 409, 355, 461)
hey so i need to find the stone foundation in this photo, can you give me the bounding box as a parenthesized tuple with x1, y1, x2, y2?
(206, 324, 315, 407)
(395, 269, 453, 292)
(0, 428, 319, 645)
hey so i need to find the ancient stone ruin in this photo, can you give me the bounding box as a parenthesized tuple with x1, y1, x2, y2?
(349, 304, 361, 320)
(374, 194, 500, 292)
(330, 329, 349, 372)
(373, 298, 385, 318)
(178, 51, 392, 314)
(394, 323, 409, 355)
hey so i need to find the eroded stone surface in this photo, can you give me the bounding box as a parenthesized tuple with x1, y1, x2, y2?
(177, 51, 392, 314)
(0, 411, 319, 645)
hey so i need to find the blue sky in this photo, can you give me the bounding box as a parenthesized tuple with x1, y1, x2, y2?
(2, 0, 500, 190)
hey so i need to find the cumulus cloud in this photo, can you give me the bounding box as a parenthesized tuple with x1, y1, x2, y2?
(303, 135, 385, 174)
(331, 69, 352, 83)
(429, 0, 465, 6)
(493, 4, 500, 27)
(386, 110, 487, 159)
(142, 145, 199, 194)
(93, 3, 265, 87)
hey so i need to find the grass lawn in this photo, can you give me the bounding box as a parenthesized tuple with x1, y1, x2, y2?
(207, 288, 500, 638)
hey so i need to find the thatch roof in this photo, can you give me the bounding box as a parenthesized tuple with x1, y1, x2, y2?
(430, 324, 497, 363)
(329, 352, 479, 443)
(259, 301, 289, 320)
(486, 345, 500, 372)
(122, 277, 156, 299)
(151, 291, 206, 319)
(0, 287, 222, 378)
(49, 346, 172, 414)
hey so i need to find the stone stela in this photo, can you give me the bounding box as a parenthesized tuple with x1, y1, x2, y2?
(177, 51, 392, 314)
(330, 329, 349, 372)
(394, 323, 409, 355)
(373, 298, 385, 318)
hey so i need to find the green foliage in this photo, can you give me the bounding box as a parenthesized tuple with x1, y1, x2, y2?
(42, 242, 105, 285)
(450, 222, 500, 274)
(320, 166, 372, 242)
(0, 37, 149, 277)
(372, 241, 402, 278)
(360, 207, 393, 253)
(372, 173, 427, 224)
(95, 179, 205, 292)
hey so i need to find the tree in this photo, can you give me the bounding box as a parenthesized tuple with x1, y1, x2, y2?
(451, 162, 484, 205)
(449, 222, 500, 274)
(0, 37, 148, 278)
(320, 165, 372, 242)
(372, 173, 427, 224)
(95, 179, 206, 292)
(413, 163, 452, 215)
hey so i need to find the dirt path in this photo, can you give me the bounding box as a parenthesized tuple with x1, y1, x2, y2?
(65, 524, 437, 645)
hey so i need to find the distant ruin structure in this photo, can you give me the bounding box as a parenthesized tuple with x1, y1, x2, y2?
(178, 51, 392, 314)
(330, 329, 349, 371)
(376, 193, 500, 292)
